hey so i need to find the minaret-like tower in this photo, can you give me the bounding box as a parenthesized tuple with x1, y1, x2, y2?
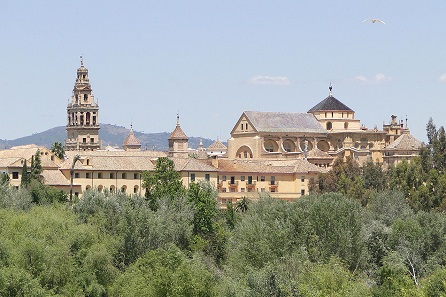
(65, 57, 100, 151)
(168, 114, 189, 158)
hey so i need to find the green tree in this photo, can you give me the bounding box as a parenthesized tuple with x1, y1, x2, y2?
(0, 172, 9, 185)
(30, 150, 42, 181)
(187, 181, 218, 237)
(110, 246, 214, 297)
(225, 201, 235, 229)
(235, 196, 249, 213)
(142, 157, 185, 211)
(20, 159, 30, 188)
(69, 155, 80, 202)
(50, 142, 65, 160)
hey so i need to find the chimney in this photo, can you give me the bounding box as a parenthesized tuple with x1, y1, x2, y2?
(211, 155, 219, 168)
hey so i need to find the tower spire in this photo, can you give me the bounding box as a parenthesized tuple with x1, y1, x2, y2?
(329, 82, 333, 97)
(80, 55, 83, 66)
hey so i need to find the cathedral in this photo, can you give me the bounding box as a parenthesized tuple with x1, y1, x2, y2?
(227, 85, 422, 168)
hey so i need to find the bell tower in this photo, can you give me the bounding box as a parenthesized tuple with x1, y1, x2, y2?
(65, 57, 101, 151)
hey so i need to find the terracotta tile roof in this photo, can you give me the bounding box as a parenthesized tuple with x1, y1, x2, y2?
(41, 170, 72, 186)
(0, 145, 46, 159)
(64, 150, 167, 158)
(207, 140, 227, 150)
(217, 158, 325, 174)
(0, 157, 22, 167)
(307, 148, 333, 159)
(61, 155, 156, 171)
(171, 157, 218, 172)
(308, 95, 353, 112)
(169, 125, 188, 140)
(385, 133, 422, 151)
(243, 111, 327, 134)
(123, 129, 141, 147)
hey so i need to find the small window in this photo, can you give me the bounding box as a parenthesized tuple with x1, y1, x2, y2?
(122, 173, 126, 179)
(241, 124, 244, 130)
(110, 173, 114, 179)
(74, 173, 79, 178)
(83, 138, 87, 143)
(134, 173, 138, 179)
(191, 173, 195, 181)
(261, 188, 265, 192)
(241, 176, 245, 181)
(245, 123, 249, 130)
(271, 188, 276, 193)
(90, 138, 94, 143)
(86, 173, 90, 178)
(75, 192, 79, 196)
(248, 188, 254, 192)
(301, 176, 305, 182)
(241, 188, 245, 192)
(98, 172, 102, 179)
(230, 188, 235, 192)
(86, 159, 90, 165)
(134, 187, 138, 193)
(301, 189, 305, 196)
(326, 122, 332, 130)
(260, 176, 265, 181)
(12, 172, 19, 179)
(222, 176, 226, 181)
(222, 188, 227, 192)
(205, 174, 210, 181)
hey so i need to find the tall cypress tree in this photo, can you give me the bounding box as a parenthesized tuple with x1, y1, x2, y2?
(20, 159, 30, 188)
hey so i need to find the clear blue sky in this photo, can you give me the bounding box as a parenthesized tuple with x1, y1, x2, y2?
(1, 1, 445, 143)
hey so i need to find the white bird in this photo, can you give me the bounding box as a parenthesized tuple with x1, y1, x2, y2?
(363, 18, 385, 24)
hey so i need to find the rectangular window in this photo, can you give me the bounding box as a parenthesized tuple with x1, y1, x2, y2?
(12, 172, 19, 179)
(134, 173, 138, 179)
(260, 176, 265, 181)
(205, 174, 210, 181)
(83, 138, 86, 143)
(86, 173, 90, 178)
(241, 188, 245, 192)
(301, 176, 305, 182)
(230, 188, 236, 192)
(261, 188, 265, 192)
(75, 192, 79, 197)
(110, 173, 114, 179)
(98, 172, 102, 179)
(248, 188, 253, 192)
(271, 188, 276, 193)
(134, 187, 137, 193)
(90, 138, 94, 143)
(74, 173, 79, 178)
(122, 173, 126, 179)
(241, 176, 245, 181)
(222, 176, 226, 181)
(222, 188, 227, 192)
(301, 189, 305, 196)
(191, 173, 195, 181)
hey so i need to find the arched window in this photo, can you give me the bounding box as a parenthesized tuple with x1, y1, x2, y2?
(283, 140, 296, 152)
(98, 185, 103, 192)
(84, 94, 88, 102)
(326, 122, 332, 130)
(264, 140, 278, 152)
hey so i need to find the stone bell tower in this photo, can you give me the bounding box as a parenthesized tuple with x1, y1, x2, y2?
(65, 57, 101, 151)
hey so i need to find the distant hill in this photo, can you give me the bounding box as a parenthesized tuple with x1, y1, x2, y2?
(0, 124, 217, 151)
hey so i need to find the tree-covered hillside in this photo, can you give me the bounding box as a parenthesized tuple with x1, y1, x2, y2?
(0, 124, 217, 151)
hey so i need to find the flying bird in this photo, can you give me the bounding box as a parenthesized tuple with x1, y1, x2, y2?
(363, 18, 385, 24)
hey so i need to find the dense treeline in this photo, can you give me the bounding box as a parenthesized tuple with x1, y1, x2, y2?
(0, 120, 445, 296)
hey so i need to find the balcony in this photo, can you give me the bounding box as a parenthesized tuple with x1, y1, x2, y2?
(268, 181, 279, 188)
(228, 181, 239, 188)
(245, 181, 256, 188)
